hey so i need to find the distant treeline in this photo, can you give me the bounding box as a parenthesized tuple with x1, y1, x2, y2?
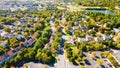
(62, 0, 120, 9)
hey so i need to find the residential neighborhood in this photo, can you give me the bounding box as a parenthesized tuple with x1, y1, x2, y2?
(0, 0, 120, 68)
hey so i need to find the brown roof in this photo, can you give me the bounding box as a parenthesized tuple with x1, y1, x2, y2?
(10, 66, 16, 68)
(27, 38, 35, 44)
(7, 50, 15, 56)
(113, 36, 120, 42)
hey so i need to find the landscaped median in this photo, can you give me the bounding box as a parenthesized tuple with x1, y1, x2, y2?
(101, 51, 120, 68)
(107, 54, 120, 68)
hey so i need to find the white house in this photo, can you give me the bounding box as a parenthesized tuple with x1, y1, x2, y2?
(103, 35, 112, 40)
(1, 31, 8, 37)
(72, 26, 79, 30)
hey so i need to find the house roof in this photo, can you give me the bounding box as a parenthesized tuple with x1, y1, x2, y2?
(14, 46, 21, 51)
(113, 36, 120, 42)
(7, 50, 15, 56)
(0, 41, 7, 47)
(27, 38, 35, 44)
(20, 42, 28, 46)
(10, 66, 16, 68)
(0, 55, 6, 62)
(44, 43, 50, 49)
(20, 38, 35, 46)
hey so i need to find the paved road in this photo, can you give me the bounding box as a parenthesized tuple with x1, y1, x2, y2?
(49, 13, 56, 36)
(55, 12, 68, 68)
(112, 49, 120, 65)
(61, 11, 67, 23)
(55, 55, 66, 68)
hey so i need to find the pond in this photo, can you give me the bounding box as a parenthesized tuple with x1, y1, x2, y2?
(86, 9, 116, 15)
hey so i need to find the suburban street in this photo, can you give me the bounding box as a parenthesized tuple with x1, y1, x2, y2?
(0, 0, 120, 68)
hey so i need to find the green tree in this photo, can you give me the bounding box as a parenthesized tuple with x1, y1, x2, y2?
(79, 66, 85, 68)
(4, 27, 11, 33)
(116, 43, 120, 49)
(90, 52, 96, 59)
(9, 38, 19, 48)
(34, 23, 43, 30)
(51, 42, 60, 51)
(97, 59, 103, 66)
(104, 51, 110, 57)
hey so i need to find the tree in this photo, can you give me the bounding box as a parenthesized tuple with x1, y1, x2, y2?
(9, 38, 19, 48)
(34, 23, 43, 30)
(79, 66, 85, 68)
(74, 30, 81, 37)
(2, 17, 16, 25)
(90, 52, 96, 59)
(100, 52, 104, 58)
(98, 26, 105, 33)
(35, 52, 42, 61)
(0, 46, 8, 55)
(24, 32, 29, 38)
(89, 29, 96, 36)
(34, 38, 44, 49)
(4, 61, 10, 68)
(65, 28, 72, 35)
(103, 51, 109, 57)
(38, 18, 45, 24)
(97, 59, 103, 66)
(28, 50, 36, 59)
(33, 32, 40, 39)
(107, 54, 113, 60)
(51, 42, 60, 51)
(44, 65, 48, 68)
(56, 26, 61, 32)
(77, 57, 82, 63)
(42, 31, 50, 38)
(26, 24, 31, 28)
(29, 28, 35, 35)
(116, 43, 120, 49)
(94, 43, 106, 51)
(82, 57, 87, 63)
(4, 64, 9, 68)
(54, 37, 62, 43)
(4, 27, 11, 33)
